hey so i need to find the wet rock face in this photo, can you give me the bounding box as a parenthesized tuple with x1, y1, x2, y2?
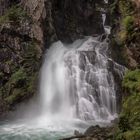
(51, 0, 105, 43)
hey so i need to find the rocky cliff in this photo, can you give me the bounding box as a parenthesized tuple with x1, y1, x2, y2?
(0, 0, 109, 115)
(0, 1, 140, 139)
(0, 0, 44, 115)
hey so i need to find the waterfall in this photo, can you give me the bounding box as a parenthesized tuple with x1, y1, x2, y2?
(0, 36, 125, 140)
(0, 1, 126, 139)
(40, 36, 124, 123)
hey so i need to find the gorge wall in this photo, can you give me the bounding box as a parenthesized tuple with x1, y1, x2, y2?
(0, 1, 140, 139)
(0, 0, 140, 139)
(0, 0, 109, 115)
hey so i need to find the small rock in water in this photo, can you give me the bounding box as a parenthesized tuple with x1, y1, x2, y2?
(111, 118, 119, 124)
(84, 125, 101, 135)
(74, 130, 82, 136)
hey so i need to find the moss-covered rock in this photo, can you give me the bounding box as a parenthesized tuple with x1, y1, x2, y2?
(0, 2, 41, 114)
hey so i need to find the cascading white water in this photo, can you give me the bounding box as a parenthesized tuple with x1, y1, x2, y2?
(0, 36, 125, 140)
(0, 1, 126, 139)
(40, 36, 124, 123)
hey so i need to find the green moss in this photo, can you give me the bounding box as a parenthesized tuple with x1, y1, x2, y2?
(0, 5, 28, 24)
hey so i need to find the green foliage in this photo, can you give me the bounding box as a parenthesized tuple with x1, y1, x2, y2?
(122, 69, 140, 93)
(116, 0, 135, 44)
(0, 5, 28, 24)
(123, 16, 134, 32)
(118, 15, 134, 43)
(123, 129, 140, 140)
(119, 0, 134, 17)
(9, 68, 27, 86)
(5, 88, 26, 105)
(23, 42, 40, 72)
(3, 68, 38, 106)
(116, 93, 140, 139)
(119, 115, 131, 132)
(116, 69, 140, 140)
(0, 40, 40, 112)
(123, 93, 140, 128)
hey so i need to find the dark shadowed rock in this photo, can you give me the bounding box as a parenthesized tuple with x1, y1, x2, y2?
(51, 0, 105, 43)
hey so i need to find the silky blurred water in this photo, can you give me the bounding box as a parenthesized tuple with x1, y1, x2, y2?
(0, 36, 125, 140)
